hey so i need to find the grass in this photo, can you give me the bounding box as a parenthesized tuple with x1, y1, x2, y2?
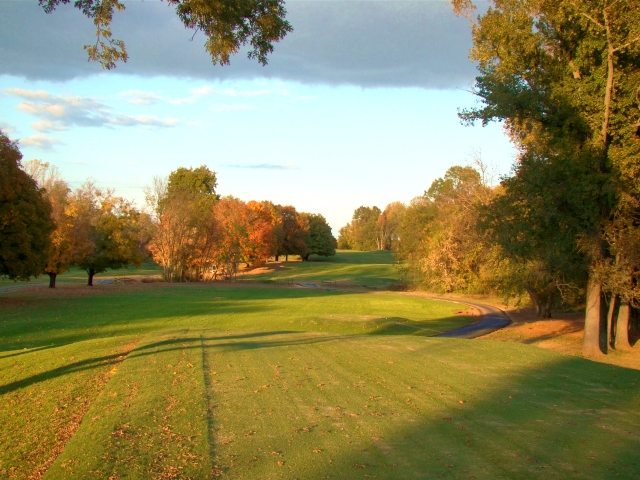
(0, 262, 162, 289)
(245, 250, 400, 288)
(1, 251, 639, 479)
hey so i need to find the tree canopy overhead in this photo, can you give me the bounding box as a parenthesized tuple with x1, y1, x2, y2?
(39, 0, 293, 69)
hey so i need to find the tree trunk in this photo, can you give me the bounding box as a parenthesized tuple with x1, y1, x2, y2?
(605, 294, 618, 353)
(614, 300, 632, 350)
(87, 268, 95, 287)
(48, 272, 57, 289)
(583, 276, 603, 356)
(275, 255, 279, 261)
(285, 254, 289, 262)
(525, 285, 542, 317)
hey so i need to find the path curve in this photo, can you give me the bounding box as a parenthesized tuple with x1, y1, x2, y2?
(424, 296, 511, 339)
(294, 283, 511, 339)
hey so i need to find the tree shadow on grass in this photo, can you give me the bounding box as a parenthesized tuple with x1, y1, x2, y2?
(0, 286, 361, 353)
(202, 339, 640, 479)
(0, 331, 346, 396)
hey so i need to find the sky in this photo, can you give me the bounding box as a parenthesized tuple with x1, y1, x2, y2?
(0, 0, 516, 232)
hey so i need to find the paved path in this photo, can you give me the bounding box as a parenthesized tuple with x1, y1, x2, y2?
(294, 283, 512, 339)
(429, 297, 511, 339)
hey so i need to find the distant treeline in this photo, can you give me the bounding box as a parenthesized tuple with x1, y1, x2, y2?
(0, 133, 335, 287)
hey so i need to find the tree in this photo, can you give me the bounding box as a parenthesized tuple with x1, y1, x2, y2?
(338, 206, 383, 251)
(300, 213, 336, 260)
(407, 166, 493, 293)
(0, 133, 54, 280)
(22, 159, 74, 288)
(275, 205, 308, 261)
(70, 182, 145, 286)
(40, 0, 292, 70)
(146, 167, 219, 282)
(377, 202, 406, 251)
(452, 0, 640, 355)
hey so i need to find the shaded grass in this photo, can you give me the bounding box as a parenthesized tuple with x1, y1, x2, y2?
(0, 262, 162, 289)
(0, 286, 467, 353)
(40, 329, 640, 479)
(2, 245, 639, 479)
(0, 285, 471, 479)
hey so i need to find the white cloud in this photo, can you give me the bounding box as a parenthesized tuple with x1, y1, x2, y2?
(110, 114, 178, 127)
(5, 88, 179, 131)
(20, 134, 61, 150)
(118, 90, 162, 105)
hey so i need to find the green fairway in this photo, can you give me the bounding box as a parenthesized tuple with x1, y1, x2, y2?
(245, 250, 400, 288)
(1, 250, 639, 479)
(0, 262, 162, 290)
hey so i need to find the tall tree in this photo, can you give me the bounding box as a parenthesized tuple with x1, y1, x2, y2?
(377, 202, 406, 251)
(300, 213, 336, 260)
(275, 205, 308, 261)
(452, 0, 640, 355)
(147, 167, 219, 282)
(22, 159, 74, 288)
(39, 0, 293, 70)
(0, 133, 53, 280)
(70, 182, 145, 286)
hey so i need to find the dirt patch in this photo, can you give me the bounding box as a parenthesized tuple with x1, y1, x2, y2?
(238, 262, 289, 276)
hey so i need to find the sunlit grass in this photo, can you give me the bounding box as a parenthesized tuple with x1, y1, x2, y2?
(1, 249, 639, 479)
(248, 250, 400, 287)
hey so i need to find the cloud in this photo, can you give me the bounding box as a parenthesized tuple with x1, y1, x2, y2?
(0, 120, 17, 135)
(20, 134, 61, 150)
(0, 1, 484, 89)
(5, 88, 178, 131)
(222, 163, 299, 170)
(118, 90, 162, 105)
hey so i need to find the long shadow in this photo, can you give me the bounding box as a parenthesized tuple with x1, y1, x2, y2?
(0, 351, 125, 395)
(0, 331, 347, 396)
(0, 285, 358, 353)
(223, 345, 640, 478)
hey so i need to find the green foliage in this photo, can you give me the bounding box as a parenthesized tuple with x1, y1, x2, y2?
(396, 165, 493, 293)
(0, 132, 54, 280)
(301, 213, 336, 259)
(40, 0, 293, 69)
(456, 0, 640, 330)
(338, 206, 383, 251)
(275, 205, 308, 258)
(70, 183, 146, 285)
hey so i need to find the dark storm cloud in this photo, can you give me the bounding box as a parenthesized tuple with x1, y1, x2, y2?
(0, 1, 482, 89)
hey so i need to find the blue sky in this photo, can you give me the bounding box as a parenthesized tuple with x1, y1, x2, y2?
(0, 0, 515, 232)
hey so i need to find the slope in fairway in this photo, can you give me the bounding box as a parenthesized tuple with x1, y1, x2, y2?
(2, 249, 639, 479)
(246, 250, 400, 288)
(45, 330, 640, 479)
(0, 284, 471, 479)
